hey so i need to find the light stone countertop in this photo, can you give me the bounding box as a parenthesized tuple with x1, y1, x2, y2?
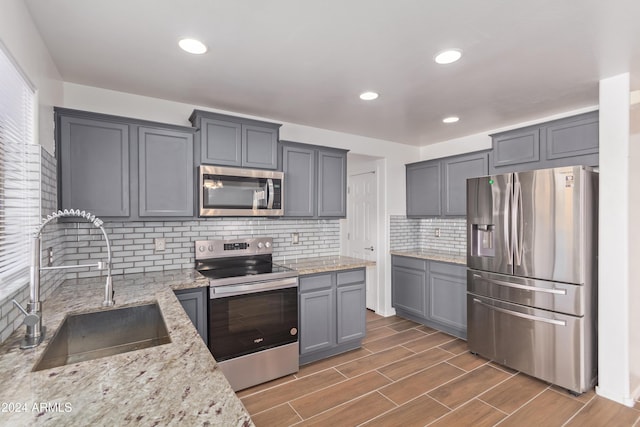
(278, 255, 375, 275)
(390, 249, 467, 266)
(0, 269, 254, 427)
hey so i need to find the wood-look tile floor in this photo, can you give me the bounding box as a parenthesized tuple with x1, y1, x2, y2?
(239, 311, 640, 427)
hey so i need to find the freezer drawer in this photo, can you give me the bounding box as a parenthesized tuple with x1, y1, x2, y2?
(467, 294, 596, 394)
(468, 269, 585, 316)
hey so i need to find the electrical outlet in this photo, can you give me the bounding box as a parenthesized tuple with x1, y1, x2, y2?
(154, 238, 166, 252)
(435, 228, 441, 238)
(47, 247, 53, 267)
(291, 232, 300, 245)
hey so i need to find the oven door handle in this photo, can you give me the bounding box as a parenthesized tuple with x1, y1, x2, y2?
(210, 277, 298, 298)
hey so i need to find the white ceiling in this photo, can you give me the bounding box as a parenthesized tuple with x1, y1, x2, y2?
(25, 0, 640, 146)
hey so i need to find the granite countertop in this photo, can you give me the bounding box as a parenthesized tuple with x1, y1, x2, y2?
(278, 255, 375, 275)
(390, 249, 467, 265)
(0, 270, 253, 427)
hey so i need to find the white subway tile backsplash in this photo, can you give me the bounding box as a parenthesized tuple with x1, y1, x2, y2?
(390, 215, 467, 255)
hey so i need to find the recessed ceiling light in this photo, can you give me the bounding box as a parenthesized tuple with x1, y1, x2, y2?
(443, 116, 460, 123)
(179, 38, 207, 55)
(359, 91, 379, 101)
(434, 49, 462, 64)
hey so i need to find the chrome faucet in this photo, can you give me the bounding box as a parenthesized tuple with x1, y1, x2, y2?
(13, 209, 114, 349)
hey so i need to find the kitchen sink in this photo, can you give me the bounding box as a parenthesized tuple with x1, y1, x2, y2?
(33, 303, 171, 371)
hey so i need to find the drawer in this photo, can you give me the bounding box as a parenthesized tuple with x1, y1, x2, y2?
(337, 268, 365, 286)
(429, 261, 466, 278)
(392, 255, 427, 271)
(300, 273, 333, 292)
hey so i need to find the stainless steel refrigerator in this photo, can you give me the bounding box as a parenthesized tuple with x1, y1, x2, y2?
(466, 165, 598, 394)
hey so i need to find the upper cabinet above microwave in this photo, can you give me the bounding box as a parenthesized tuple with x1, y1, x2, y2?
(189, 110, 281, 170)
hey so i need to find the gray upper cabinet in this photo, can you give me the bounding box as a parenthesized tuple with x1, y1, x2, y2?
(492, 127, 540, 168)
(58, 114, 130, 217)
(138, 127, 194, 217)
(190, 110, 280, 170)
(317, 150, 347, 217)
(490, 111, 599, 173)
(442, 152, 489, 216)
(56, 108, 196, 221)
(280, 141, 348, 218)
(282, 144, 315, 217)
(406, 161, 441, 217)
(407, 151, 488, 218)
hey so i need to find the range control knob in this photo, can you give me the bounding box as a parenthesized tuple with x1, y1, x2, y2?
(198, 246, 205, 252)
(257, 242, 264, 249)
(265, 241, 271, 248)
(208, 245, 214, 252)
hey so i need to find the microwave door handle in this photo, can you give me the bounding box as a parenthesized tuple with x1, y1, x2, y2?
(267, 178, 274, 209)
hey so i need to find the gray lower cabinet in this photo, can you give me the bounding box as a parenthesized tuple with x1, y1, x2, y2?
(391, 255, 466, 339)
(138, 127, 194, 217)
(406, 151, 488, 218)
(174, 287, 208, 345)
(490, 111, 599, 173)
(58, 114, 130, 217)
(280, 141, 348, 218)
(299, 268, 366, 364)
(56, 108, 196, 220)
(190, 110, 280, 170)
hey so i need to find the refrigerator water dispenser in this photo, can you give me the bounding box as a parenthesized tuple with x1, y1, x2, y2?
(471, 224, 495, 257)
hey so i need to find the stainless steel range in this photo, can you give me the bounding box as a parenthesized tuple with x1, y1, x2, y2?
(195, 237, 299, 391)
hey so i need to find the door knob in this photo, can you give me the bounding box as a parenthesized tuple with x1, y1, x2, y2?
(364, 246, 374, 251)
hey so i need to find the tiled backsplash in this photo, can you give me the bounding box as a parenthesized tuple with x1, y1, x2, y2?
(0, 148, 65, 343)
(390, 215, 466, 254)
(62, 218, 340, 279)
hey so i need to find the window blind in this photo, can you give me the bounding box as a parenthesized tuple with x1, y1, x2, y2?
(0, 44, 39, 298)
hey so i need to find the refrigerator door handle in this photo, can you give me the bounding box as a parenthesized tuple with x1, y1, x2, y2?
(513, 178, 524, 266)
(505, 178, 514, 265)
(472, 274, 567, 295)
(472, 298, 567, 326)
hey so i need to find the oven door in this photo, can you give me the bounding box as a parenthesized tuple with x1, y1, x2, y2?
(208, 277, 298, 361)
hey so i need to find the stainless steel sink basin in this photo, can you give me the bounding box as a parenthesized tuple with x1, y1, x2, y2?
(33, 303, 171, 371)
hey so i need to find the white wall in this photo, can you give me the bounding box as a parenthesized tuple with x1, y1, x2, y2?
(628, 101, 640, 400)
(0, 0, 63, 153)
(597, 73, 633, 406)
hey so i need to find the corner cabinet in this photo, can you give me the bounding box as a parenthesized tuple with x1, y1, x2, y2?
(299, 268, 366, 365)
(406, 151, 488, 218)
(391, 255, 466, 339)
(174, 287, 208, 345)
(56, 108, 196, 220)
(190, 110, 280, 170)
(489, 111, 599, 173)
(280, 141, 348, 218)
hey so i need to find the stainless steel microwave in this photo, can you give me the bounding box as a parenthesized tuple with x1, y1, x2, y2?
(198, 166, 284, 216)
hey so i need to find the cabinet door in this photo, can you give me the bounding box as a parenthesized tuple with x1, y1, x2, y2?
(299, 289, 335, 354)
(317, 150, 347, 217)
(543, 112, 599, 161)
(138, 127, 194, 217)
(200, 117, 242, 166)
(442, 152, 489, 216)
(392, 265, 427, 317)
(282, 144, 316, 217)
(59, 115, 130, 216)
(337, 282, 366, 343)
(242, 124, 278, 170)
(174, 288, 208, 345)
(406, 161, 441, 217)
(491, 128, 540, 169)
(428, 263, 467, 333)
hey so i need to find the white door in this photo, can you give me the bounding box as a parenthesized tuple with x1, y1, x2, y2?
(347, 171, 378, 310)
